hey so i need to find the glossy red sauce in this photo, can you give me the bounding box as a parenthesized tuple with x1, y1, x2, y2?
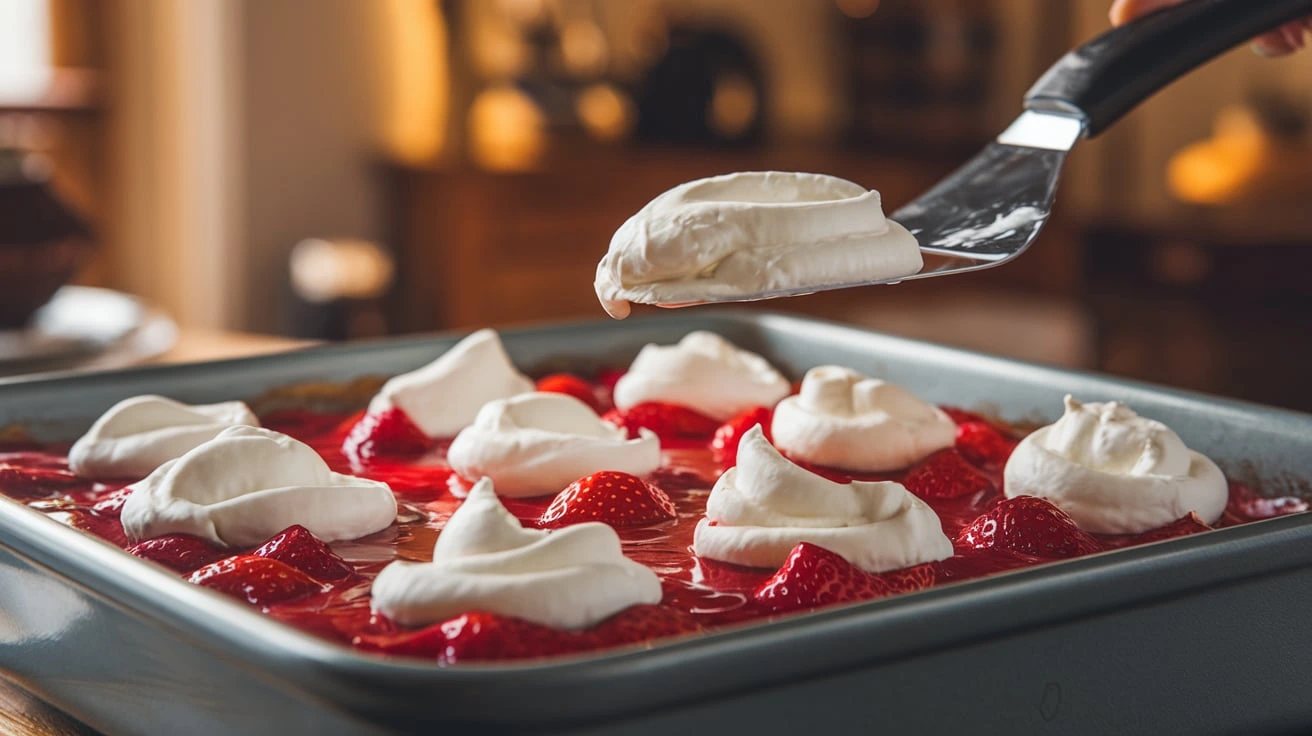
(0, 383, 1305, 659)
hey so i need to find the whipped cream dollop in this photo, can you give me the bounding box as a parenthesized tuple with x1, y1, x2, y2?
(613, 331, 790, 421)
(446, 393, 660, 498)
(1004, 396, 1227, 534)
(121, 426, 397, 547)
(693, 426, 952, 572)
(595, 171, 922, 319)
(371, 477, 661, 629)
(367, 328, 534, 438)
(771, 366, 954, 472)
(69, 395, 259, 479)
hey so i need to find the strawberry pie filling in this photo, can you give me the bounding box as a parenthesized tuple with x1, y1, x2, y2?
(0, 367, 1306, 665)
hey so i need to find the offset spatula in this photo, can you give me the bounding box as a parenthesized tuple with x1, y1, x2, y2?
(701, 0, 1312, 302)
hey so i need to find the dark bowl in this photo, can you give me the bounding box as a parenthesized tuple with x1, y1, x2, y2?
(0, 152, 94, 328)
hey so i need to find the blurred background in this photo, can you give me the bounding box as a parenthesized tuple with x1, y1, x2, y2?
(1, 0, 1310, 410)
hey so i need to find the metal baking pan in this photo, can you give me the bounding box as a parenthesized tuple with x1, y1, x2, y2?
(0, 310, 1309, 735)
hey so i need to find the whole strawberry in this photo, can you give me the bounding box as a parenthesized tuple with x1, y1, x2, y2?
(253, 524, 354, 581)
(711, 407, 773, 467)
(954, 421, 1017, 467)
(540, 471, 676, 528)
(535, 374, 602, 413)
(957, 496, 1103, 559)
(342, 407, 430, 464)
(902, 449, 996, 500)
(753, 542, 936, 613)
(602, 402, 720, 440)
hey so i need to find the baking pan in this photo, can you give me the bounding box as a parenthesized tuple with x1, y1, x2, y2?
(0, 310, 1309, 735)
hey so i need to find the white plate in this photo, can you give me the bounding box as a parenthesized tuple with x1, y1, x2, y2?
(0, 287, 177, 377)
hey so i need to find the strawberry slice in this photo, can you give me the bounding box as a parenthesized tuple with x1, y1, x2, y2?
(540, 471, 676, 528)
(957, 495, 1103, 559)
(434, 611, 586, 663)
(602, 402, 720, 440)
(128, 534, 228, 573)
(711, 407, 773, 467)
(342, 407, 430, 463)
(1136, 512, 1213, 545)
(188, 555, 324, 606)
(753, 542, 936, 613)
(535, 374, 602, 413)
(253, 524, 354, 581)
(0, 463, 84, 497)
(954, 421, 1018, 467)
(901, 449, 996, 500)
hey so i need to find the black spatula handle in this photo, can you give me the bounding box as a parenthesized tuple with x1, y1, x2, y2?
(1026, 0, 1312, 137)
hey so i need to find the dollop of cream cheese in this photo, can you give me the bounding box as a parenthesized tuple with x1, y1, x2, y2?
(613, 331, 790, 421)
(446, 393, 660, 498)
(693, 426, 952, 573)
(121, 426, 397, 547)
(371, 477, 661, 629)
(1004, 396, 1228, 534)
(69, 395, 259, 479)
(367, 328, 534, 438)
(771, 366, 955, 472)
(594, 171, 922, 318)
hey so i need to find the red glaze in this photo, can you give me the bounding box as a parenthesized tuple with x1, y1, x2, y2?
(0, 391, 1305, 663)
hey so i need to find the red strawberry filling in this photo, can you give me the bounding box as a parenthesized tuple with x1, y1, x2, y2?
(0, 376, 1302, 663)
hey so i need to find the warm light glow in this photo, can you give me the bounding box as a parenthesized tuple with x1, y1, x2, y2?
(576, 84, 634, 142)
(560, 20, 608, 77)
(375, 0, 448, 164)
(836, 0, 881, 20)
(290, 239, 395, 303)
(708, 74, 759, 138)
(474, 24, 530, 79)
(1167, 106, 1269, 205)
(468, 85, 547, 171)
(499, 0, 546, 26)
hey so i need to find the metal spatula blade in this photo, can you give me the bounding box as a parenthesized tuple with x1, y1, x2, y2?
(675, 0, 1312, 306)
(888, 110, 1082, 282)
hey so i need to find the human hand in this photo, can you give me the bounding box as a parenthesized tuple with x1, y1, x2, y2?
(1111, 0, 1310, 56)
